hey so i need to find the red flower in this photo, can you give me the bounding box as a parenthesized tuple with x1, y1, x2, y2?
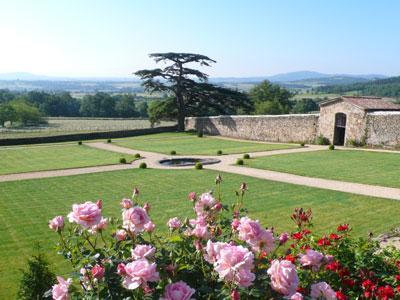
(395, 274, 400, 281)
(292, 232, 303, 240)
(326, 261, 340, 272)
(317, 236, 331, 246)
(342, 278, 355, 288)
(338, 268, 350, 278)
(396, 286, 400, 293)
(362, 279, 376, 292)
(329, 233, 341, 240)
(336, 291, 347, 300)
(285, 254, 296, 264)
(337, 224, 349, 232)
(302, 229, 312, 235)
(376, 285, 394, 300)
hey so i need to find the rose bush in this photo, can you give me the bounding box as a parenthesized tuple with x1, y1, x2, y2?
(48, 176, 400, 299)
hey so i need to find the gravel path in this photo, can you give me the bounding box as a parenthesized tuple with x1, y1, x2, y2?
(1, 141, 400, 201)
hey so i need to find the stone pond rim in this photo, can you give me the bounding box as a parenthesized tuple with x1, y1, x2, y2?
(158, 157, 221, 167)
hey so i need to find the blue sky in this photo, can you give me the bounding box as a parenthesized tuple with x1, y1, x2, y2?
(0, 0, 399, 77)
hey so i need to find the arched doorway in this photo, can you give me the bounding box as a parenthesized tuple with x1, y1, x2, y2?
(333, 113, 346, 145)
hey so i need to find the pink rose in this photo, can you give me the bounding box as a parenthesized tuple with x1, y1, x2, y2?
(204, 240, 229, 264)
(132, 187, 140, 197)
(192, 224, 209, 239)
(231, 289, 240, 300)
(144, 221, 156, 232)
(67, 201, 102, 228)
(132, 244, 156, 260)
(88, 217, 108, 234)
(96, 199, 103, 209)
(194, 192, 216, 216)
(91, 264, 105, 279)
(167, 217, 182, 230)
(279, 232, 289, 244)
(188, 192, 196, 201)
(231, 218, 240, 230)
(122, 206, 150, 234)
(121, 259, 160, 290)
(267, 260, 299, 296)
(116, 229, 127, 241)
(161, 281, 195, 300)
(290, 292, 304, 300)
(49, 216, 64, 232)
(238, 217, 275, 253)
(214, 244, 255, 287)
(310, 282, 336, 300)
(212, 202, 223, 211)
(121, 198, 133, 209)
(52, 276, 72, 300)
(299, 249, 324, 270)
(117, 263, 126, 275)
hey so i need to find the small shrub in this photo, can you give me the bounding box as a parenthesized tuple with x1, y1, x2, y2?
(300, 142, 305, 147)
(197, 131, 203, 138)
(195, 162, 203, 169)
(347, 138, 365, 147)
(139, 162, 147, 169)
(134, 153, 141, 159)
(236, 158, 244, 165)
(170, 150, 177, 155)
(119, 157, 127, 164)
(78, 141, 82, 145)
(329, 144, 335, 150)
(17, 245, 56, 300)
(107, 139, 112, 143)
(315, 135, 330, 145)
(217, 150, 223, 155)
(243, 153, 250, 159)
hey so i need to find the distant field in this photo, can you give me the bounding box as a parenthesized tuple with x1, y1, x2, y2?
(0, 144, 135, 174)
(0, 117, 176, 139)
(245, 150, 400, 188)
(1, 168, 400, 298)
(115, 132, 298, 155)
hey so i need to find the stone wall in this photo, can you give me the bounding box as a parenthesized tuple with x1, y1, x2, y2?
(366, 112, 400, 146)
(185, 114, 319, 143)
(319, 101, 367, 144)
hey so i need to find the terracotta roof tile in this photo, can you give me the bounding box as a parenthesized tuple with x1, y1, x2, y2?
(320, 96, 400, 111)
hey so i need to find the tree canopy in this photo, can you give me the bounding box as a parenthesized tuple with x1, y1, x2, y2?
(135, 52, 251, 130)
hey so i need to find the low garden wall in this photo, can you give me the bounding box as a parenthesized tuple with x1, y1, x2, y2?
(185, 114, 319, 143)
(0, 125, 178, 146)
(366, 112, 400, 146)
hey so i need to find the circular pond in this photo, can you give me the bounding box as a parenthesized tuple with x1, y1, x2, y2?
(159, 157, 220, 167)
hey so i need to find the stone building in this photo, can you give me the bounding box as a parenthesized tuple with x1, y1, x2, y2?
(185, 96, 400, 147)
(319, 96, 400, 145)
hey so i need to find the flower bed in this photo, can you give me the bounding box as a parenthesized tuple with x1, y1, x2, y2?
(48, 176, 400, 299)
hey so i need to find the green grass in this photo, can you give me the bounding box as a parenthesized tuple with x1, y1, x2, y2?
(1, 168, 400, 298)
(0, 144, 135, 175)
(245, 150, 400, 188)
(114, 132, 298, 155)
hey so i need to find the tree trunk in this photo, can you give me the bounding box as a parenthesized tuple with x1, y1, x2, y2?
(176, 93, 185, 131)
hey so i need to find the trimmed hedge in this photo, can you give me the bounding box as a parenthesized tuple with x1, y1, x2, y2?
(0, 125, 178, 146)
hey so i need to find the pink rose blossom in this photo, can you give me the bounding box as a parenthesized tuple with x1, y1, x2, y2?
(310, 282, 337, 299)
(52, 276, 72, 300)
(204, 240, 229, 264)
(120, 198, 133, 209)
(212, 202, 223, 211)
(289, 292, 304, 300)
(91, 264, 105, 279)
(49, 216, 64, 232)
(167, 217, 182, 229)
(192, 224, 209, 239)
(231, 218, 240, 230)
(144, 221, 156, 232)
(299, 249, 324, 270)
(121, 258, 160, 290)
(237, 217, 275, 253)
(213, 244, 255, 287)
(188, 192, 196, 201)
(231, 289, 240, 300)
(194, 192, 216, 216)
(122, 206, 150, 234)
(88, 217, 108, 234)
(67, 201, 102, 228)
(116, 229, 127, 241)
(267, 259, 299, 296)
(160, 281, 196, 300)
(117, 263, 126, 275)
(279, 232, 289, 244)
(132, 187, 140, 197)
(131, 244, 156, 260)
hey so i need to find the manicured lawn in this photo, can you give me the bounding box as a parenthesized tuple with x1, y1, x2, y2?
(1, 168, 400, 298)
(244, 149, 400, 188)
(0, 144, 135, 174)
(114, 132, 298, 155)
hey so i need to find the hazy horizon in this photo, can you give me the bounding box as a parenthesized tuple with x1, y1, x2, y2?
(1, 0, 399, 78)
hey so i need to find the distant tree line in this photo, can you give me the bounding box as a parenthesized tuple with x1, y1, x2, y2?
(314, 76, 400, 97)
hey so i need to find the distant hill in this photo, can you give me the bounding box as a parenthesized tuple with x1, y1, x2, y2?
(315, 76, 400, 97)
